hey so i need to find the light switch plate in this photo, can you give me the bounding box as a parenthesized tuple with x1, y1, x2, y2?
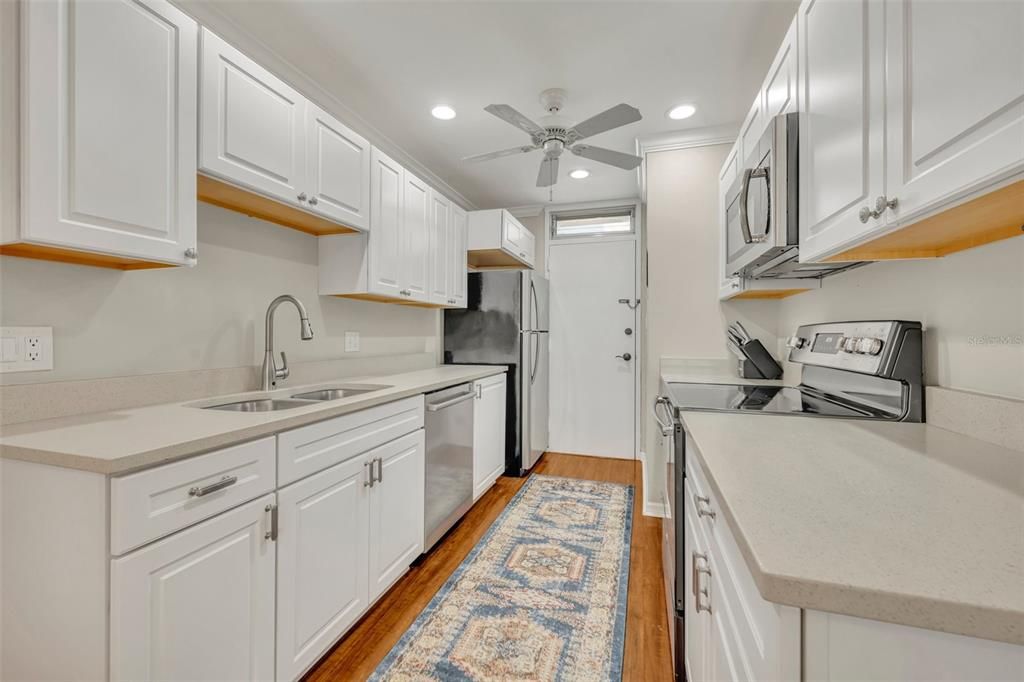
(344, 331, 360, 352)
(0, 326, 54, 372)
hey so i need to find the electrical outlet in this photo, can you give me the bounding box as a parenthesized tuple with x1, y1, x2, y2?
(344, 331, 360, 353)
(0, 327, 53, 373)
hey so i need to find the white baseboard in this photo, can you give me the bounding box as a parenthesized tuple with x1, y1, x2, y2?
(638, 450, 668, 518)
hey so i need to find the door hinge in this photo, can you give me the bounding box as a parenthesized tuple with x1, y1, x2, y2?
(264, 503, 279, 541)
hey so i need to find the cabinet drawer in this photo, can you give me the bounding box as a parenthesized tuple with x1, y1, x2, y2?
(110, 437, 276, 555)
(277, 395, 424, 486)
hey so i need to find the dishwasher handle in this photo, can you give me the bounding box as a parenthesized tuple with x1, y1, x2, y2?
(425, 389, 476, 412)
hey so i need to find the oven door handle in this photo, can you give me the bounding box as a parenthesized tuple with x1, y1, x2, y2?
(739, 167, 770, 245)
(653, 396, 674, 436)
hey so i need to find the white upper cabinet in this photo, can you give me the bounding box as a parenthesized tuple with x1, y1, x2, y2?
(200, 28, 306, 208)
(885, 0, 1024, 220)
(429, 191, 452, 304)
(762, 18, 798, 122)
(306, 103, 371, 231)
(368, 147, 405, 298)
(13, 0, 198, 267)
(797, 0, 887, 262)
(448, 204, 469, 308)
(467, 209, 535, 269)
(403, 172, 432, 300)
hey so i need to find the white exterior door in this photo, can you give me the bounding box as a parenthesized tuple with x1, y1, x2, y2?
(110, 495, 276, 682)
(448, 205, 469, 307)
(548, 238, 637, 459)
(402, 173, 431, 301)
(21, 0, 198, 265)
(797, 0, 887, 261)
(368, 147, 404, 298)
(885, 0, 1024, 221)
(305, 103, 371, 231)
(473, 374, 507, 500)
(276, 456, 370, 682)
(199, 28, 306, 206)
(429, 192, 451, 304)
(367, 430, 425, 601)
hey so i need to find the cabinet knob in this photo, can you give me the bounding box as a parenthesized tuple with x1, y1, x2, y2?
(184, 247, 197, 260)
(297, 192, 307, 202)
(308, 196, 318, 206)
(859, 196, 898, 223)
(858, 205, 874, 224)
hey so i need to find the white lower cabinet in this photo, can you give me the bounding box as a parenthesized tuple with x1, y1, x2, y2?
(367, 430, 426, 601)
(472, 373, 507, 500)
(276, 455, 369, 682)
(110, 494, 277, 682)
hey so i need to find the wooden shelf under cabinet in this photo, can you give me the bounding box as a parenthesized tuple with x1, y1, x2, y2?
(330, 293, 448, 309)
(466, 248, 530, 270)
(0, 243, 177, 270)
(828, 178, 1024, 262)
(197, 175, 359, 238)
(729, 288, 813, 300)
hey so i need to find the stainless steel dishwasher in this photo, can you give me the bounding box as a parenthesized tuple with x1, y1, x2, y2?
(423, 382, 475, 551)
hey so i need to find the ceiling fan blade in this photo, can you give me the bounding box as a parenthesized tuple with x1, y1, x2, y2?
(462, 145, 537, 162)
(484, 104, 546, 138)
(570, 144, 643, 170)
(536, 156, 559, 187)
(570, 103, 642, 140)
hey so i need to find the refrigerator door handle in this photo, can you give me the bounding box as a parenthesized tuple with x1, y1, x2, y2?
(530, 331, 539, 386)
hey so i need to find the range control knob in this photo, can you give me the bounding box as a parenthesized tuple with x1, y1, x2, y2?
(786, 336, 807, 349)
(841, 337, 860, 353)
(857, 337, 883, 355)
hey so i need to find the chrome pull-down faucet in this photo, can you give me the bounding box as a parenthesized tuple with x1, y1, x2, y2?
(261, 295, 314, 391)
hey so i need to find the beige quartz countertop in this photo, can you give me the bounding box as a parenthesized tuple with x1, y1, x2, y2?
(680, 411, 1024, 645)
(0, 365, 506, 475)
(660, 357, 788, 387)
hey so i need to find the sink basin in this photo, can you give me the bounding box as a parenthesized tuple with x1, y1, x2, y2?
(204, 398, 317, 412)
(291, 384, 391, 401)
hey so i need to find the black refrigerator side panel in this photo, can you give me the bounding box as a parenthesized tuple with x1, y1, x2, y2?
(504, 365, 524, 477)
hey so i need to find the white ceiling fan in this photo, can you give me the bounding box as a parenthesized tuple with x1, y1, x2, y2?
(464, 88, 644, 187)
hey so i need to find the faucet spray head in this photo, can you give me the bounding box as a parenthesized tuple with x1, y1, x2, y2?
(300, 318, 314, 341)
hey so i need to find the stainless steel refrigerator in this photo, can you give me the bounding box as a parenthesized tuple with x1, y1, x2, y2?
(443, 270, 549, 476)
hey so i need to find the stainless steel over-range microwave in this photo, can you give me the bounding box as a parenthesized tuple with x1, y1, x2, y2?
(723, 113, 860, 280)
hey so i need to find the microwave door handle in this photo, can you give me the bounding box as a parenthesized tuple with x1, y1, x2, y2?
(749, 167, 770, 243)
(738, 168, 755, 244)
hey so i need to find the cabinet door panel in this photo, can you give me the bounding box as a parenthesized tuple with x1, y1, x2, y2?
(798, 0, 886, 261)
(306, 104, 371, 230)
(683, 479, 707, 682)
(22, 0, 197, 264)
(886, 0, 1024, 219)
(473, 375, 506, 499)
(429, 192, 451, 304)
(110, 495, 275, 682)
(403, 174, 431, 300)
(763, 19, 797, 121)
(200, 29, 305, 204)
(368, 430, 425, 601)
(276, 456, 369, 682)
(448, 204, 468, 307)
(368, 147, 404, 297)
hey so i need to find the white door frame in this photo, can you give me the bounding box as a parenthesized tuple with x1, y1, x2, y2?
(543, 198, 643, 460)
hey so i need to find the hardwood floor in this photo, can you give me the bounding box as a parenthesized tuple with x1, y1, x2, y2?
(303, 452, 674, 681)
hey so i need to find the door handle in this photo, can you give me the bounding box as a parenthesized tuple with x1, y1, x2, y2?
(617, 298, 640, 310)
(616, 353, 632, 362)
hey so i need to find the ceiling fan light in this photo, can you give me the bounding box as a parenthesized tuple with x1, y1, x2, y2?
(569, 169, 590, 179)
(667, 104, 696, 120)
(431, 105, 456, 120)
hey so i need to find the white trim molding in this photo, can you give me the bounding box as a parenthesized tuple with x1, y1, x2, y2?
(639, 450, 669, 518)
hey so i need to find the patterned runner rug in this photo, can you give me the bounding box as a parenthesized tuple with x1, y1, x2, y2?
(370, 474, 634, 681)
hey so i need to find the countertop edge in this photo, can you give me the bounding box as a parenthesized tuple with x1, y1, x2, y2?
(0, 366, 507, 476)
(679, 409, 1024, 647)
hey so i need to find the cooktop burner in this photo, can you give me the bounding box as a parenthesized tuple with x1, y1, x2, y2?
(665, 382, 889, 419)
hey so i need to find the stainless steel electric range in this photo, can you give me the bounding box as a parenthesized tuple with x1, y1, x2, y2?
(657, 320, 924, 680)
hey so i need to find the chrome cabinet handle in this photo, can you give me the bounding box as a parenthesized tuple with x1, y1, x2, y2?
(374, 457, 383, 484)
(475, 383, 483, 399)
(189, 475, 237, 498)
(364, 460, 373, 488)
(184, 247, 197, 260)
(859, 195, 898, 223)
(695, 494, 716, 521)
(297, 192, 307, 202)
(264, 503, 278, 541)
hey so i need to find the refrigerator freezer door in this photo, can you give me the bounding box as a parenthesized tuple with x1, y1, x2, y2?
(443, 271, 523, 365)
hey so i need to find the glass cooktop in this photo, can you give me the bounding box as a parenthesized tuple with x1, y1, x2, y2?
(665, 382, 881, 419)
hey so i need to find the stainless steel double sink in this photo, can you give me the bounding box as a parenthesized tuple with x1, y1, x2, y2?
(203, 384, 391, 412)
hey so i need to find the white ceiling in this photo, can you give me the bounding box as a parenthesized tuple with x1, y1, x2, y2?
(202, 0, 798, 209)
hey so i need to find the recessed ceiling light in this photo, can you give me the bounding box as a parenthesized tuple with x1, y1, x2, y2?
(431, 105, 456, 120)
(667, 104, 696, 120)
(569, 169, 590, 179)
